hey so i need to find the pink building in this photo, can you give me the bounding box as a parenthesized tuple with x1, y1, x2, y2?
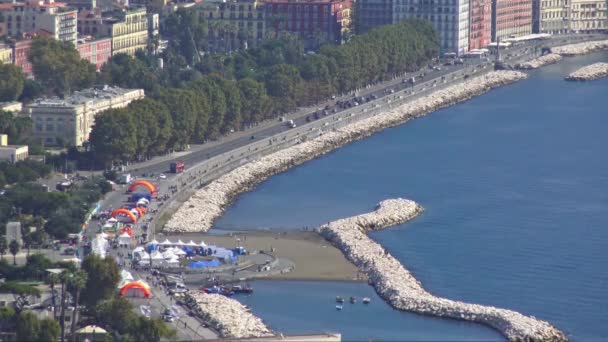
(77, 37, 112, 71)
(469, 0, 492, 50)
(491, 0, 533, 41)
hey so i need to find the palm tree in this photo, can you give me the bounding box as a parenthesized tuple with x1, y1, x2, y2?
(0, 237, 7, 260)
(9, 240, 20, 265)
(69, 270, 88, 339)
(47, 273, 60, 320)
(59, 271, 70, 342)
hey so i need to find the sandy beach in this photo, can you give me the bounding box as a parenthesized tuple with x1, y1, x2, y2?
(160, 231, 366, 282)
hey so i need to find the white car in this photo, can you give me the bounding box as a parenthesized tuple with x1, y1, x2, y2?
(159, 174, 167, 179)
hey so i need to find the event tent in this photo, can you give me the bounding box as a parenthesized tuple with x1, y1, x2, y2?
(159, 239, 172, 246)
(187, 240, 197, 246)
(120, 281, 152, 299)
(176, 240, 185, 246)
(150, 251, 164, 261)
(171, 248, 187, 256)
(118, 233, 131, 247)
(147, 239, 159, 245)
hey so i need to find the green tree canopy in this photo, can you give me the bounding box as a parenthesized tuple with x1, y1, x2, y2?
(80, 255, 120, 307)
(0, 63, 26, 101)
(28, 37, 96, 95)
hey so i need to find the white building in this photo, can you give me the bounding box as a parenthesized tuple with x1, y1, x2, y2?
(2, 0, 78, 44)
(23, 86, 145, 146)
(392, 0, 470, 55)
(5, 222, 22, 246)
(569, 0, 608, 33)
(0, 134, 28, 163)
(0, 102, 23, 113)
(538, 0, 570, 34)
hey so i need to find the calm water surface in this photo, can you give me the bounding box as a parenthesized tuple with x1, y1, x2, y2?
(217, 52, 608, 341)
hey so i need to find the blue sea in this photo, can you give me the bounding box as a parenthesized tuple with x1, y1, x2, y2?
(217, 51, 608, 341)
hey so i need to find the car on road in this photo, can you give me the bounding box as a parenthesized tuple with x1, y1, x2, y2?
(159, 174, 167, 179)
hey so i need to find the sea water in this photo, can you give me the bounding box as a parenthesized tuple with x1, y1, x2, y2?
(217, 51, 608, 341)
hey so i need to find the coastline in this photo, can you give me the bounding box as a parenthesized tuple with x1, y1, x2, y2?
(319, 199, 566, 341)
(565, 62, 608, 81)
(165, 70, 528, 233)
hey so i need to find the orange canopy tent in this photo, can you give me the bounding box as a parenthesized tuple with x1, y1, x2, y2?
(119, 281, 151, 299)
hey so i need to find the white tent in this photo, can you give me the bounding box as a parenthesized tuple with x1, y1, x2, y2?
(187, 240, 197, 246)
(107, 217, 118, 223)
(99, 232, 109, 239)
(150, 251, 164, 261)
(165, 257, 180, 266)
(172, 248, 187, 256)
(176, 240, 185, 246)
(159, 239, 172, 246)
(134, 250, 149, 261)
(118, 233, 131, 246)
(199, 241, 207, 247)
(119, 269, 135, 287)
(147, 239, 159, 245)
(162, 250, 176, 259)
(133, 246, 145, 253)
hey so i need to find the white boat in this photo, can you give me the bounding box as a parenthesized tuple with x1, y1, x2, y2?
(363, 297, 371, 304)
(335, 305, 343, 310)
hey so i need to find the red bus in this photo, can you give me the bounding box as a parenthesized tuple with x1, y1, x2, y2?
(170, 162, 185, 173)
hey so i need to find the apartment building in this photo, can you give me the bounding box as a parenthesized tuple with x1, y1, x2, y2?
(78, 8, 149, 56)
(470, 0, 492, 49)
(23, 86, 144, 146)
(1, 0, 77, 44)
(570, 0, 607, 32)
(0, 43, 12, 63)
(535, 0, 569, 33)
(76, 36, 111, 70)
(356, 0, 393, 32)
(492, 0, 533, 41)
(264, 0, 353, 48)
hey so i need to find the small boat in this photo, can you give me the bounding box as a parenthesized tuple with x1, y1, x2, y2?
(363, 297, 371, 304)
(336, 296, 344, 303)
(349, 296, 356, 304)
(336, 305, 343, 310)
(232, 285, 254, 294)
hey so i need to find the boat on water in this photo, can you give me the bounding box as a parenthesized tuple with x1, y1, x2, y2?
(231, 285, 254, 294)
(363, 297, 371, 304)
(349, 296, 356, 304)
(336, 305, 343, 310)
(336, 296, 344, 303)
(201, 286, 234, 297)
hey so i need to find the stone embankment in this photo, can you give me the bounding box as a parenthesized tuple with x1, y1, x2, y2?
(516, 53, 562, 69)
(164, 71, 528, 233)
(565, 62, 608, 81)
(318, 199, 567, 342)
(552, 40, 608, 56)
(186, 292, 272, 338)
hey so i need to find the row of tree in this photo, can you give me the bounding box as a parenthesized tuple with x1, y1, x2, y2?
(0, 254, 175, 341)
(88, 19, 439, 166)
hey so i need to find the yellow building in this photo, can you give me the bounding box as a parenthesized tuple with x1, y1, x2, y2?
(196, 0, 265, 52)
(0, 43, 12, 64)
(108, 8, 149, 56)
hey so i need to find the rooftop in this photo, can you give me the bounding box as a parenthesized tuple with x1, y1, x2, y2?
(27, 86, 143, 109)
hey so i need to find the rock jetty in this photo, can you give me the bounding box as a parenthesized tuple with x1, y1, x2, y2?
(165, 71, 528, 233)
(318, 199, 567, 342)
(552, 40, 608, 56)
(516, 53, 562, 69)
(566, 62, 608, 81)
(186, 292, 272, 338)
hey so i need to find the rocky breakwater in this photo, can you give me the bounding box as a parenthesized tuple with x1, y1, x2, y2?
(552, 40, 608, 56)
(318, 199, 567, 342)
(187, 292, 272, 338)
(164, 71, 527, 233)
(566, 62, 608, 81)
(516, 53, 562, 69)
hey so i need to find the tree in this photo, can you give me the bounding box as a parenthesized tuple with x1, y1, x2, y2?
(0, 236, 7, 260)
(16, 311, 40, 341)
(88, 108, 138, 166)
(0, 282, 41, 314)
(28, 37, 96, 95)
(9, 240, 19, 266)
(68, 270, 87, 337)
(47, 273, 60, 320)
(0, 63, 26, 101)
(80, 255, 120, 307)
(39, 318, 60, 342)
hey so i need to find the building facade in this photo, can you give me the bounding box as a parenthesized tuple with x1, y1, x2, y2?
(492, 0, 533, 41)
(23, 86, 144, 146)
(393, 0, 470, 54)
(0, 101, 23, 112)
(197, 0, 266, 52)
(470, 0, 492, 49)
(11, 39, 33, 77)
(537, 0, 569, 33)
(0, 142, 29, 163)
(356, 0, 393, 33)
(1, 0, 77, 44)
(570, 0, 607, 32)
(0, 43, 12, 63)
(78, 8, 149, 56)
(76, 37, 111, 70)
(264, 0, 353, 48)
